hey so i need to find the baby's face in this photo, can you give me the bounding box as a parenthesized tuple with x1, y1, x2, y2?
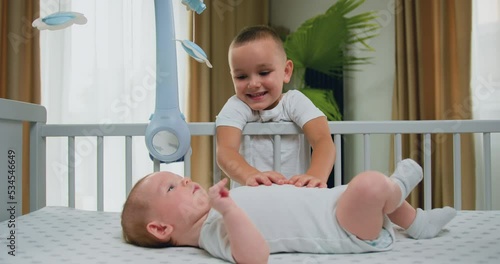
(140, 171, 210, 226)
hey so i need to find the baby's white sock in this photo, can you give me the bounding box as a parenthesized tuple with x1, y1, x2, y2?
(406, 207, 457, 239)
(390, 159, 423, 206)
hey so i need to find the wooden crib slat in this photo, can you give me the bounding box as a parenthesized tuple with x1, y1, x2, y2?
(334, 134, 342, 186)
(423, 134, 432, 210)
(453, 133, 462, 210)
(153, 159, 160, 172)
(184, 149, 191, 178)
(484, 132, 492, 210)
(97, 136, 104, 211)
(213, 136, 221, 184)
(395, 133, 402, 164)
(363, 134, 370, 170)
(125, 136, 132, 196)
(68, 136, 76, 208)
(302, 134, 311, 170)
(273, 135, 281, 172)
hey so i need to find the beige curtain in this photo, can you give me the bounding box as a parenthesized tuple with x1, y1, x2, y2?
(187, 0, 268, 190)
(0, 0, 40, 214)
(392, 0, 475, 209)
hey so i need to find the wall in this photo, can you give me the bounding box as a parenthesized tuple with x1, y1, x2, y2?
(270, 0, 396, 180)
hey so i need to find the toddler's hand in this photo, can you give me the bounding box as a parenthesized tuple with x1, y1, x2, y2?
(288, 174, 327, 188)
(209, 178, 236, 215)
(245, 171, 287, 186)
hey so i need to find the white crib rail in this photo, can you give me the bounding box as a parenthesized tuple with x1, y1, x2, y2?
(29, 120, 500, 212)
(325, 120, 499, 210)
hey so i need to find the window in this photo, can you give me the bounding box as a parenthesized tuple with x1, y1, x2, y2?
(40, 0, 189, 211)
(471, 0, 500, 209)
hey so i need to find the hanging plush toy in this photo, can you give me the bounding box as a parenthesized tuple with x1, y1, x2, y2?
(33, 0, 210, 163)
(32, 0, 87, 30)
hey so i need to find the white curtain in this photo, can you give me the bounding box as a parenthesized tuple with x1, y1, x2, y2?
(40, 0, 189, 212)
(471, 0, 500, 209)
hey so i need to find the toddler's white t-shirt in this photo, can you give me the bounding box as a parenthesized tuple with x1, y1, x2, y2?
(216, 90, 325, 188)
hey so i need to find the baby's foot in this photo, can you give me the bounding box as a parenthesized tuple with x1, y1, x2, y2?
(406, 207, 457, 239)
(390, 159, 423, 206)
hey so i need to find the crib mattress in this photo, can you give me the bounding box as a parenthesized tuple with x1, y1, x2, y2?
(1, 206, 499, 264)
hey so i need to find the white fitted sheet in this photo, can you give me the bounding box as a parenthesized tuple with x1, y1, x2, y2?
(1, 206, 499, 264)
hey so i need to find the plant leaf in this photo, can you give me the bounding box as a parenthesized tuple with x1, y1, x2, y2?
(283, 0, 379, 78)
(300, 88, 342, 121)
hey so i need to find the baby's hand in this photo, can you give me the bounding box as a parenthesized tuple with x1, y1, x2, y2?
(209, 178, 236, 215)
(245, 171, 287, 186)
(288, 174, 327, 188)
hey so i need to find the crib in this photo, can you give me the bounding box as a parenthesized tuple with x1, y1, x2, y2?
(1, 97, 500, 264)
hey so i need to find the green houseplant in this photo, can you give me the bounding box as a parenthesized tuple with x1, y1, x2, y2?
(281, 0, 380, 121)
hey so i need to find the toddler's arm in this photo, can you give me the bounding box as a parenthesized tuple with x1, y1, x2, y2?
(216, 126, 287, 186)
(209, 178, 270, 263)
(288, 116, 335, 187)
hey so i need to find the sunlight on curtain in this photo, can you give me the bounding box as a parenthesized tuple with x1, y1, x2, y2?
(40, 0, 189, 212)
(471, 0, 500, 209)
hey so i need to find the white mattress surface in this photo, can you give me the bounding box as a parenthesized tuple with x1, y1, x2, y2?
(1, 206, 499, 264)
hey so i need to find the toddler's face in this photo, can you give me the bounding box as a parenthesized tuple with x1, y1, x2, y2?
(140, 171, 210, 226)
(229, 38, 293, 111)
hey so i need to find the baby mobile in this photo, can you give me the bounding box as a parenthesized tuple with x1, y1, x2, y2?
(32, 0, 212, 163)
